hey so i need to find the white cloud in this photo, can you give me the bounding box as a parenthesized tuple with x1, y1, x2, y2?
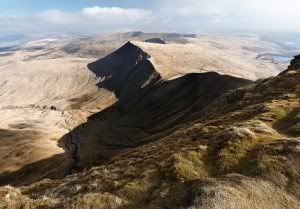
(36, 10, 81, 25)
(158, 0, 300, 18)
(0, 1, 300, 34)
(156, 0, 300, 32)
(81, 6, 152, 23)
(0, 6, 153, 34)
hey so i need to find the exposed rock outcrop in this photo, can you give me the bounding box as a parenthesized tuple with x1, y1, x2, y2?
(144, 38, 167, 44)
(288, 54, 300, 70)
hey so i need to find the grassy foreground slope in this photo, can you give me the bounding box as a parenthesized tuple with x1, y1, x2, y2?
(0, 55, 299, 209)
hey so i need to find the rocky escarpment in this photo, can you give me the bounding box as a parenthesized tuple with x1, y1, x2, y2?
(63, 42, 252, 172)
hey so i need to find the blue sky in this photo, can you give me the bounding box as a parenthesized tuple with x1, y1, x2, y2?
(0, 0, 108, 15)
(0, 0, 151, 15)
(0, 0, 300, 35)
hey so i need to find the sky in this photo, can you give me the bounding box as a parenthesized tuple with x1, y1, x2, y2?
(0, 0, 300, 35)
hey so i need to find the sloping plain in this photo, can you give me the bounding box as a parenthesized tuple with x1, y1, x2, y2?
(0, 32, 298, 208)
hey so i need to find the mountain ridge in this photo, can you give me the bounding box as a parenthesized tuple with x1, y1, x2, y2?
(0, 41, 252, 186)
(64, 41, 252, 173)
(0, 35, 299, 209)
(0, 54, 298, 209)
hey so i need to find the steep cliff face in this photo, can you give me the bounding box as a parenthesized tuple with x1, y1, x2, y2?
(87, 42, 161, 106)
(63, 42, 252, 170)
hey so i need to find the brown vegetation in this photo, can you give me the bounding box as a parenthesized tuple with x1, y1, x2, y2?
(0, 34, 298, 208)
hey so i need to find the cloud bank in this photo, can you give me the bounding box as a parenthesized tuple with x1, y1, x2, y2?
(156, 0, 300, 32)
(1, 1, 300, 34)
(0, 6, 153, 34)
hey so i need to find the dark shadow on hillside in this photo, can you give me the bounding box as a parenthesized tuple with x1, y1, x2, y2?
(0, 73, 251, 187)
(0, 153, 70, 187)
(0, 128, 72, 187)
(0, 43, 253, 187)
(273, 107, 300, 137)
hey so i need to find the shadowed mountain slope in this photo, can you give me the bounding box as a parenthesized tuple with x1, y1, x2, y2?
(2, 33, 286, 188)
(0, 41, 252, 186)
(144, 38, 166, 44)
(63, 42, 252, 170)
(0, 33, 299, 209)
(0, 54, 298, 209)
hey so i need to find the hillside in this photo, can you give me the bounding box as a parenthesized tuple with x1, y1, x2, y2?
(0, 50, 299, 209)
(64, 42, 252, 171)
(1, 32, 291, 79)
(0, 41, 252, 186)
(0, 32, 286, 183)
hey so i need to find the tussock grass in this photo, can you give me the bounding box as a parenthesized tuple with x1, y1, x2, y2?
(68, 193, 122, 209)
(173, 150, 208, 181)
(1, 57, 300, 208)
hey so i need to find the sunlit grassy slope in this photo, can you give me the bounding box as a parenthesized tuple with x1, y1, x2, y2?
(0, 55, 299, 209)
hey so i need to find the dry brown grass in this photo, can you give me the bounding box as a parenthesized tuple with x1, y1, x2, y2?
(0, 37, 299, 208)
